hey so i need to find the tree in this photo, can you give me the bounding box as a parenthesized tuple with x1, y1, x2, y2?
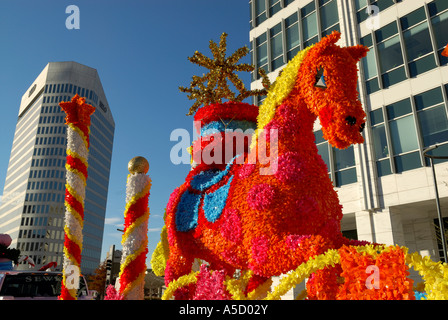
(88, 259, 107, 298)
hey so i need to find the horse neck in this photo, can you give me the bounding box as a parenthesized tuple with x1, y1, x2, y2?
(266, 92, 318, 155)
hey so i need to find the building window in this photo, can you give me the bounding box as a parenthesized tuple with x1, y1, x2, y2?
(429, 0, 448, 66)
(315, 130, 357, 187)
(269, 0, 282, 17)
(334, 146, 357, 187)
(355, 0, 395, 24)
(255, 0, 267, 26)
(301, 1, 318, 48)
(319, 0, 339, 37)
(255, 33, 268, 79)
(375, 22, 407, 88)
(401, 8, 437, 77)
(370, 85, 448, 177)
(415, 87, 448, 165)
(270, 22, 284, 71)
(360, 34, 380, 94)
(387, 98, 421, 172)
(285, 12, 300, 61)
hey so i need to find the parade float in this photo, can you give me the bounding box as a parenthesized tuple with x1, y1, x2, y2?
(4, 32, 446, 300)
(151, 32, 448, 300)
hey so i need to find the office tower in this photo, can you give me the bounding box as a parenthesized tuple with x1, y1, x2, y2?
(0, 61, 115, 274)
(249, 0, 448, 268)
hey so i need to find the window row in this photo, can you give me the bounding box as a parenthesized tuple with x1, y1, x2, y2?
(27, 180, 65, 192)
(314, 130, 357, 187)
(85, 188, 107, 207)
(370, 84, 448, 177)
(89, 142, 112, 167)
(22, 204, 49, 214)
(31, 157, 65, 169)
(21, 215, 48, 227)
(33, 147, 65, 157)
(250, 0, 296, 28)
(39, 115, 65, 124)
(18, 229, 47, 240)
(43, 95, 72, 105)
(354, 0, 398, 24)
(90, 118, 114, 151)
(251, 0, 339, 84)
(35, 136, 66, 146)
(87, 167, 109, 192)
(44, 83, 99, 105)
(37, 125, 66, 135)
(89, 157, 111, 181)
(25, 192, 64, 203)
(41, 105, 63, 114)
(360, 1, 448, 94)
(29, 168, 66, 180)
(21, 204, 64, 215)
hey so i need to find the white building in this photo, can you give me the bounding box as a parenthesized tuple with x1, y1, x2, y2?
(0, 62, 115, 274)
(249, 0, 448, 290)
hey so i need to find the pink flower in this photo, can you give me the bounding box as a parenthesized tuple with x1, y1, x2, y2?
(275, 152, 302, 183)
(220, 209, 242, 243)
(238, 163, 255, 179)
(193, 264, 230, 300)
(104, 285, 124, 300)
(286, 234, 311, 250)
(251, 235, 269, 267)
(247, 184, 276, 211)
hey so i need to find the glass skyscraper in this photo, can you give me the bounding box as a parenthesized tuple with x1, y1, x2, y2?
(0, 61, 115, 274)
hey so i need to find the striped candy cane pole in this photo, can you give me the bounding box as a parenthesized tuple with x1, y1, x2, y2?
(58, 94, 95, 300)
(116, 156, 151, 300)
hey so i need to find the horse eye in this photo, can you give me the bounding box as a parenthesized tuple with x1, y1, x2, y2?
(315, 67, 327, 89)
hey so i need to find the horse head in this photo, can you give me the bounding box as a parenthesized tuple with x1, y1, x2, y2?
(298, 31, 368, 149)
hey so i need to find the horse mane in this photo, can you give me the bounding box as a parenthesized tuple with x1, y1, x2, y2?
(250, 44, 315, 151)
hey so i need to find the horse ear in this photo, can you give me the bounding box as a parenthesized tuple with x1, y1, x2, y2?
(312, 31, 341, 54)
(346, 45, 369, 62)
(325, 31, 341, 45)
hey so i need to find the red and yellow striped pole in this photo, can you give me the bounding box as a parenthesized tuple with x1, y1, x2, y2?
(58, 94, 95, 300)
(116, 156, 151, 300)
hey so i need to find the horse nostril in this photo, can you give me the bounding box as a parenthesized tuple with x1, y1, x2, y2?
(359, 122, 365, 133)
(346, 116, 357, 126)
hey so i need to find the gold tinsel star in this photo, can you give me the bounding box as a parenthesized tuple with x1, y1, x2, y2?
(180, 32, 270, 116)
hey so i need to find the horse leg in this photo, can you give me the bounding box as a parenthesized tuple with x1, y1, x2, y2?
(165, 238, 195, 300)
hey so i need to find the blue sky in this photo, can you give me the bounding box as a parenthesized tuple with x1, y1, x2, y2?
(0, 1, 252, 265)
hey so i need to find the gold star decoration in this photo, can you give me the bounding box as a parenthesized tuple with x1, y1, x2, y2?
(180, 32, 271, 116)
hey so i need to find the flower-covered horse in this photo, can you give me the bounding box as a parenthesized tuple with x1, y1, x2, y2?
(164, 31, 368, 298)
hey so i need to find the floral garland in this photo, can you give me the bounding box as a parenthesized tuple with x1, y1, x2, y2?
(162, 270, 199, 300)
(151, 223, 169, 277)
(115, 157, 151, 300)
(406, 251, 448, 300)
(162, 244, 448, 300)
(58, 94, 95, 300)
